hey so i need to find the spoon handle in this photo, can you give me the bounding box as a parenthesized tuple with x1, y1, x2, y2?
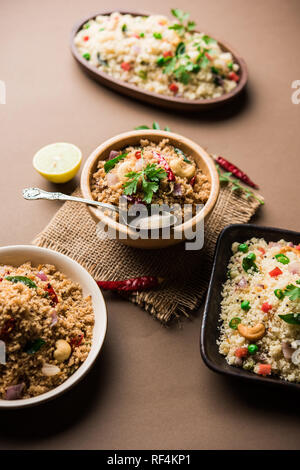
(22, 187, 119, 213)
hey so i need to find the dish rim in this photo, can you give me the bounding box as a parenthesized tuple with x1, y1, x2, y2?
(0, 245, 107, 408)
(70, 9, 248, 110)
(200, 223, 300, 390)
(80, 129, 220, 240)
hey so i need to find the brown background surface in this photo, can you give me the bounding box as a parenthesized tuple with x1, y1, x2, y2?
(0, 0, 300, 450)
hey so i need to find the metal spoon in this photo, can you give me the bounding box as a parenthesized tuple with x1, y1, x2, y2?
(22, 188, 177, 230)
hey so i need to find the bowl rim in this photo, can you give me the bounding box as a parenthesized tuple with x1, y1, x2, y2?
(70, 9, 248, 109)
(80, 129, 220, 239)
(0, 245, 107, 408)
(200, 223, 300, 390)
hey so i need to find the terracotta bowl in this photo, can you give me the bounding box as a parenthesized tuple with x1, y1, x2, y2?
(70, 10, 248, 112)
(81, 130, 220, 249)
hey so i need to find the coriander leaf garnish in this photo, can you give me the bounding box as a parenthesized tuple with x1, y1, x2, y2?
(104, 153, 127, 173)
(123, 163, 167, 204)
(202, 34, 216, 45)
(169, 9, 194, 37)
(135, 122, 171, 131)
(171, 8, 190, 23)
(282, 285, 300, 301)
(187, 21, 196, 31)
(168, 23, 185, 37)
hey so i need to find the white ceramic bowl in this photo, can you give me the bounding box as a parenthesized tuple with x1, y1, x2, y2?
(0, 245, 107, 409)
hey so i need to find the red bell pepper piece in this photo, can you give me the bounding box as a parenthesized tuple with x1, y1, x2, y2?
(261, 302, 272, 313)
(121, 62, 131, 71)
(269, 267, 283, 277)
(234, 347, 248, 359)
(228, 71, 239, 82)
(257, 364, 271, 376)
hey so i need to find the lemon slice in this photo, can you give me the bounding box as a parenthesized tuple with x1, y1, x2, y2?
(33, 143, 82, 183)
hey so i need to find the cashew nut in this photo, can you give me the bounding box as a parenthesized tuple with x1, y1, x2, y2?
(169, 159, 196, 179)
(53, 339, 71, 362)
(237, 323, 266, 341)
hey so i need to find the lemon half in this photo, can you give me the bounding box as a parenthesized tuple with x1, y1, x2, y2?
(33, 142, 82, 183)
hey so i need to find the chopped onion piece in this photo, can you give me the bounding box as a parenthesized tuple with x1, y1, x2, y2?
(107, 173, 119, 187)
(173, 183, 182, 196)
(237, 277, 248, 288)
(108, 150, 119, 160)
(36, 271, 48, 281)
(50, 309, 58, 327)
(288, 262, 300, 275)
(291, 348, 300, 366)
(5, 383, 25, 400)
(0, 340, 6, 365)
(281, 341, 294, 360)
(135, 158, 143, 171)
(42, 363, 61, 377)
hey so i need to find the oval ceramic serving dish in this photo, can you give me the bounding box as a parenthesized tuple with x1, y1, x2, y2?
(70, 10, 248, 111)
(201, 224, 300, 390)
(0, 245, 107, 408)
(80, 130, 220, 250)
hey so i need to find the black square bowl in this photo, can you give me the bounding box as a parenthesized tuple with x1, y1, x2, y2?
(200, 223, 300, 389)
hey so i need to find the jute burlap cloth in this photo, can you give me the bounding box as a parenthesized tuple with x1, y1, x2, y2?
(33, 185, 262, 324)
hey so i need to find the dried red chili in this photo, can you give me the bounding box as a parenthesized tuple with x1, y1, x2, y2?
(0, 318, 16, 340)
(70, 334, 84, 349)
(97, 276, 163, 292)
(44, 283, 58, 306)
(153, 151, 175, 182)
(214, 156, 259, 189)
(190, 176, 196, 187)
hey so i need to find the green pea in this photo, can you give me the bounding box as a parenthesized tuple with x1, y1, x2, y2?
(246, 252, 256, 261)
(241, 300, 250, 311)
(248, 344, 258, 355)
(156, 56, 165, 66)
(275, 254, 290, 264)
(229, 317, 241, 329)
(274, 289, 284, 299)
(238, 243, 249, 253)
(140, 32, 145, 37)
(82, 53, 91, 60)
